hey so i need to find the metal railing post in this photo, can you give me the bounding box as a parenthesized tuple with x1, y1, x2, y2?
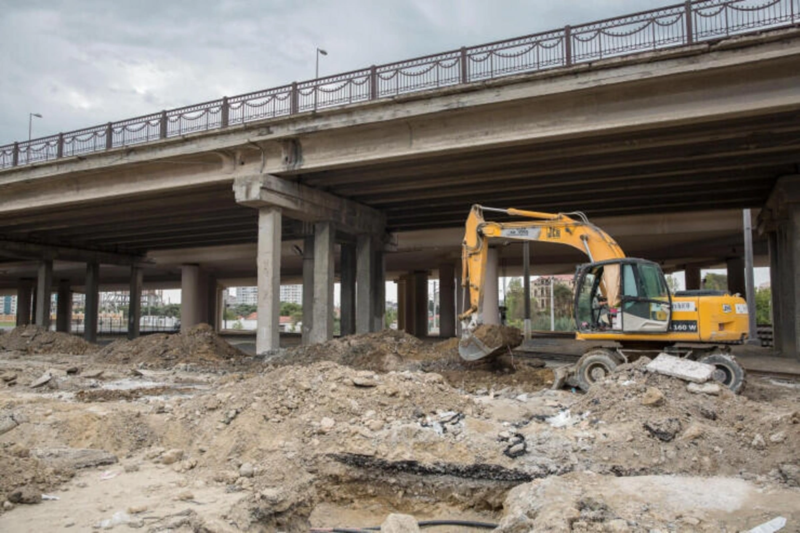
(105, 123, 113, 150)
(57, 133, 64, 159)
(369, 66, 378, 100)
(460, 47, 469, 84)
(564, 26, 573, 66)
(221, 96, 229, 128)
(160, 111, 168, 139)
(12, 142, 19, 167)
(290, 82, 299, 114)
(685, 0, 694, 44)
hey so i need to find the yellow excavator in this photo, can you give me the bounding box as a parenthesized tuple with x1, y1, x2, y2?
(459, 205, 749, 392)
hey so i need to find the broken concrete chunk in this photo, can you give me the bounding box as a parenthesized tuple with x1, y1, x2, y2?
(239, 462, 255, 478)
(1, 373, 17, 382)
(643, 418, 682, 442)
(33, 448, 118, 470)
(82, 369, 104, 379)
(687, 382, 721, 396)
(8, 487, 41, 505)
(0, 415, 20, 436)
(160, 449, 184, 465)
(381, 513, 420, 533)
(29, 372, 53, 389)
(640, 387, 665, 407)
(646, 354, 714, 383)
(351, 377, 378, 388)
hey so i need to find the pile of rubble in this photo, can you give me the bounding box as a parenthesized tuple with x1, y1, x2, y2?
(97, 324, 247, 368)
(0, 326, 96, 355)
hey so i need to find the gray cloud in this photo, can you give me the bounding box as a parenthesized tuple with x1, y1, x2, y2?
(0, 0, 668, 144)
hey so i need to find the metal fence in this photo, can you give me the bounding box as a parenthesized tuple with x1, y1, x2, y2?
(1, 0, 798, 170)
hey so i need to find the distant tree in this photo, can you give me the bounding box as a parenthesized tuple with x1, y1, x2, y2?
(385, 307, 398, 328)
(665, 274, 679, 294)
(280, 302, 302, 316)
(704, 273, 728, 292)
(232, 304, 256, 317)
(223, 308, 238, 320)
(755, 287, 772, 325)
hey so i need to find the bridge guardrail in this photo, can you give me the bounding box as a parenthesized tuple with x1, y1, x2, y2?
(1, 0, 798, 170)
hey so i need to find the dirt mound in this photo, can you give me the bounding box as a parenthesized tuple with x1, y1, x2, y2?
(97, 324, 246, 368)
(271, 330, 451, 372)
(0, 326, 97, 355)
(566, 359, 800, 478)
(0, 441, 74, 513)
(471, 324, 523, 351)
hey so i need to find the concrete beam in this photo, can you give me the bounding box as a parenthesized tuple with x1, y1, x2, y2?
(128, 266, 143, 340)
(84, 263, 99, 343)
(311, 221, 335, 343)
(0, 239, 146, 266)
(233, 174, 385, 235)
(35, 260, 53, 328)
(257, 207, 282, 352)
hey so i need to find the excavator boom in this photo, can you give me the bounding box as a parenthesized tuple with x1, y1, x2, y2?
(460, 205, 625, 326)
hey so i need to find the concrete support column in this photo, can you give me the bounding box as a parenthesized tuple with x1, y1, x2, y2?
(726, 256, 746, 296)
(413, 271, 428, 338)
(768, 231, 781, 341)
(311, 221, 334, 343)
(481, 247, 500, 325)
(84, 262, 100, 343)
(128, 267, 143, 340)
(206, 275, 219, 331)
(396, 279, 406, 331)
(372, 249, 386, 332)
(256, 207, 282, 353)
(56, 280, 73, 333)
(16, 280, 33, 327)
(302, 235, 314, 344)
(340, 243, 356, 336)
(401, 274, 415, 335)
(684, 264, 702, 291)
(438, 263, 456, 338)
(356, 235, 375, 334)
(35, 260, 53, 328)
(180, 265, 204, 332)
(455, 262, 464, 336)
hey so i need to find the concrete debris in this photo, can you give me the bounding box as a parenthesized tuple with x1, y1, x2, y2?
(239, 462, 255, 478)
(29, 372, 53, 389)
(748, 516, 787, 533)
(687, 382, 722, 395)
(33, 448, 117, 470)
(640, 387, 665, 406)
(0, 415, 19, 436)
(381, 513, 420, 533)
(643, 418, 682, 442)
(646, 353, 714, 383)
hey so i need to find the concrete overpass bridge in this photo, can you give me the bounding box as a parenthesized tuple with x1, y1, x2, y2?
(1, 0, 800, 357)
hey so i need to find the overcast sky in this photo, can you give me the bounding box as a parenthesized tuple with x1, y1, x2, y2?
(0, 0, 673, 145)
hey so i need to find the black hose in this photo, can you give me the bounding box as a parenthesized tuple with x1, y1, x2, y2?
(323, 519, 499, 532)
(418, 520, 498, 529)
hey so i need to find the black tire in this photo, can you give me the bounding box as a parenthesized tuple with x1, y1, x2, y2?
(575, 349, 619, 392)
(700, 353, 745, 394)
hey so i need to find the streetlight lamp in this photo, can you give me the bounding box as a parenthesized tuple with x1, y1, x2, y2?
(27, 113, 43, 163)
(28, 113, 43, 142)
(315, 48, 327, 79)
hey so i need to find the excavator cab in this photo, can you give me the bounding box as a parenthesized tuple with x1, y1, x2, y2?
(575, 258, 672, 334)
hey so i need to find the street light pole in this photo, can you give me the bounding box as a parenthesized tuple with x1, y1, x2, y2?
(27, 113, 43, 163)
(315, 48, 327, 79)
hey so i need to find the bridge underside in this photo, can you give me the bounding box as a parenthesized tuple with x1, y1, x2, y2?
(1, 29, 799, 356)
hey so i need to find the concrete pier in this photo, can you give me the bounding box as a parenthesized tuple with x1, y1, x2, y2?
(256, 207, 282, 353)
(310, 221, 334, 343)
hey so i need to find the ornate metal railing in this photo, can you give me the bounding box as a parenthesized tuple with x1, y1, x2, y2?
(2, 0, 798, 170)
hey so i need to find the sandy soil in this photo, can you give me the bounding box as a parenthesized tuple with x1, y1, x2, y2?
(0, 327, 799, 532)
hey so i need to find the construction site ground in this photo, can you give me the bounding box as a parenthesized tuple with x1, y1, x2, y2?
(1, 325, 800, 532)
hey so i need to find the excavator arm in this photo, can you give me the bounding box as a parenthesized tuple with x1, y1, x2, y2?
(459, 205, 626, 359)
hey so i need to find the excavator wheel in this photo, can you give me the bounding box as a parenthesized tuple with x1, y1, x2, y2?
(575, 348, 620, 392)
(700, 353, 745, 394)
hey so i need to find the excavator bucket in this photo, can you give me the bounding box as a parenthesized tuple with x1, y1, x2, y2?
(458, 328, 508, 361)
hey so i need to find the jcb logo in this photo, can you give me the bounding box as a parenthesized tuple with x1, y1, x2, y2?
(547, 227, 561, 239)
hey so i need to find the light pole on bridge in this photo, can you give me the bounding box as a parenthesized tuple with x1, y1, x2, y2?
(315, 48, 327, 79)
(27, 113, 43, 163)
